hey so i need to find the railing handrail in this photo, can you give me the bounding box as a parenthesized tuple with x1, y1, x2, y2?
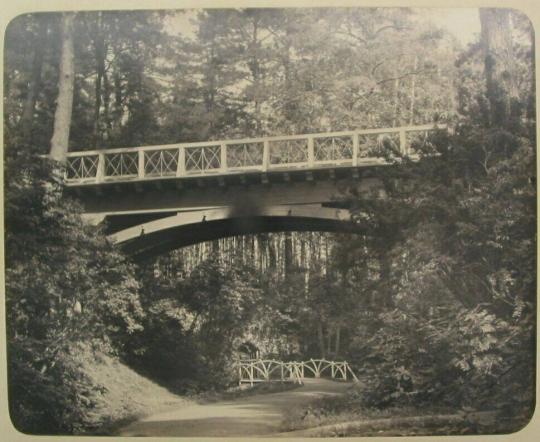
(66, 123, 446, 157)
(64, 123, 447, 184)
(236, 358, 359, 384)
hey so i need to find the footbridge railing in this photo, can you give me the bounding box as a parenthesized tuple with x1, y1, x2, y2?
(237, 359, 359, 386)
(65, 123, 446, 185)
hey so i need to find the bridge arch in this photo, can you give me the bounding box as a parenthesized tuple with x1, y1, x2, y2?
(108, 204, 363, 258)
(66, 124, 445, 258)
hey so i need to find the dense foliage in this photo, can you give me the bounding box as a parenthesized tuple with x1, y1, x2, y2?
(345, 125, 535, 420)
(327, 9, 536, 428)
(4, 9, 456, 152)
(126, 257, 262, 391)
(4, 146, 144, 433)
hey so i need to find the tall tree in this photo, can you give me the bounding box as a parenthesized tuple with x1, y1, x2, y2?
(19, 19, 48, 143)
(49, 13, 75, 162)
(479, 8, 521, 129)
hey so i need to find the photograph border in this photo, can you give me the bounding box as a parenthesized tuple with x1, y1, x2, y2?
(1, 0, 538, 441)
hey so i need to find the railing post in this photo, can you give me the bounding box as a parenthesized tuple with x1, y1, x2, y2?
(220, 143, 227, 172)
(138, 149, 145, 179)
(352, 134, 359, 166)
(399, 129, 407, 156)
(307, 136, 314, 167)
(177, 146, 185, 177)
(96, 152, 105, 183)
(262, 140, 269, 172)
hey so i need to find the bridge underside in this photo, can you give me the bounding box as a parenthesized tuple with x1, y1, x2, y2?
(68, 169, 382, 258)
(107, 205, 363, 258)
(65, 124, 444, 257)
(71, 170, 382, 217)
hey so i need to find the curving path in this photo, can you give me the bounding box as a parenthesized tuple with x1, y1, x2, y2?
(117, 378, 350, 437)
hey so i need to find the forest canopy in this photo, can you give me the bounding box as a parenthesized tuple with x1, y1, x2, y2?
(4, 8, 462, 151)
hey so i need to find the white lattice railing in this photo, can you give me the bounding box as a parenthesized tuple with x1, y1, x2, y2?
(65, 123, 446, 184)
(236, 358, 359, 386)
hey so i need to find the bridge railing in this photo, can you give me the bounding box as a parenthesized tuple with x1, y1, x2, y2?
(237, 358, 358, 386)
(65, 123, 446, 184)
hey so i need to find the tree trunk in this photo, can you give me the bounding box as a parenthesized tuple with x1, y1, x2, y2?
(317, 321, 326, 359)
(284, 231, 293, 277)
(112, 57, 123, 133)
(93, 12, 106, 147)
(20, 19, 48, 143)
(392, 77, 399, 127)
(526, 20, 535, 132)
(479, 8, 519, 127)
(204, 20, 218, 135)
(326, 327, 332, 356)
(323, 236, 329, 277)
(335, 325, 341, 357)
(102, 64, 112, 142)
(379, 253, 393, 308)
(268, 235, 276, 268)
(409, 56, 418, 125)
(249, 17, 262, 134)
(50, 13, 76, 163)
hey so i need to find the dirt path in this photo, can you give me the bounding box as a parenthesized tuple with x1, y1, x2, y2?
(117, 378, 350, 437)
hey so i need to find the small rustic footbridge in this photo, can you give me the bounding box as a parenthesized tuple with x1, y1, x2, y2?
(65, 123, 446, 256)
(237, 358, 359, 386)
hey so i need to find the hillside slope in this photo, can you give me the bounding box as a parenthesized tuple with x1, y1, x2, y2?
(78, 351, 192, 434)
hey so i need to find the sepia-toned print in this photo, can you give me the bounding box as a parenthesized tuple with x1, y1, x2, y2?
(3, 6, 536, 437)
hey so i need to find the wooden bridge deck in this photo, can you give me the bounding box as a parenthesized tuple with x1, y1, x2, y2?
(65, 123, 446, 186)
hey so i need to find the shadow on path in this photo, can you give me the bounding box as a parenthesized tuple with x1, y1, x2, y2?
(117, 378, 350, 437)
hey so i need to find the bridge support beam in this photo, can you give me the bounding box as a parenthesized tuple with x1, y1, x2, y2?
(105, 204, 363, 258)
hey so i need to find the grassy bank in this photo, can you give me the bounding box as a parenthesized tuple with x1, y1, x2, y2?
(280, 382, 527, 437)
(76, 351, 193, 435)
(76, 349, 301, 435)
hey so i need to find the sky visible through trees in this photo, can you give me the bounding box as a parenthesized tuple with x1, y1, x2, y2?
(165, 9, 481, 44)
(2, 6, 537, 437)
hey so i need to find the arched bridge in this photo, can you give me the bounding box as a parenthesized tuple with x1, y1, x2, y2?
(65, 124, 445, 256)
